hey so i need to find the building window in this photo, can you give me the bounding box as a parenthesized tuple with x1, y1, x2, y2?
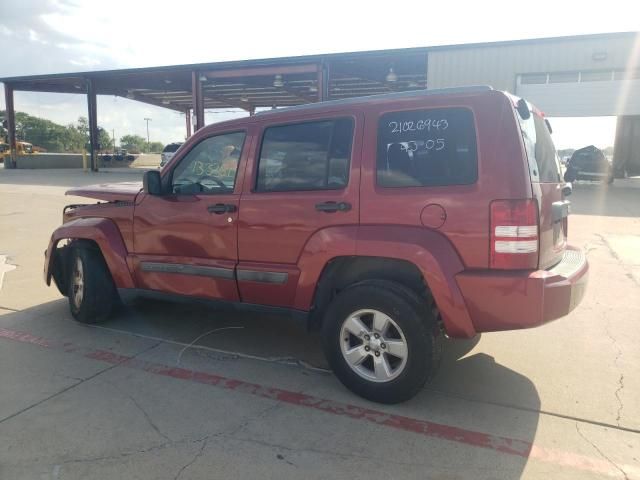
(548, 72, 580, 83)
(520, 74, 548, 85)
(581, 71, 613, 82)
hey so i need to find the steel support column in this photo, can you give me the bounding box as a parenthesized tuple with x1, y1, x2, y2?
(86, 78, 99, 171)
(3, 83, 17, 169)
(192, 71, 204, 132)
(318, 62, 329, 102)
(613, 115, 640, 177)
(185, 108, 192, 138)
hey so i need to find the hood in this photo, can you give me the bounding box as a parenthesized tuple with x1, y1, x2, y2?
(66, 181, 142, 202)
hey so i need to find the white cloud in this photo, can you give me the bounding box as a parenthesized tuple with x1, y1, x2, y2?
(2, 0, 635, 147)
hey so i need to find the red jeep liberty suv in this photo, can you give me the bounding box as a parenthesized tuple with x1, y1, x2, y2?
(45, 86, 588, 403)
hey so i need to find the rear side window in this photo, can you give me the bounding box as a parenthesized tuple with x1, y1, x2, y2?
(256, 118, 354, 192)
(377, 108, 478, 187)
(517, 107, 562, 183)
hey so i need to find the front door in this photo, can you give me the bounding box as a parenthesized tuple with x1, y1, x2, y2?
(132, 130, 248, 300)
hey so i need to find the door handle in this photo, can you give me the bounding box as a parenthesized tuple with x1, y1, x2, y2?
(315, 201, 351, 213)
(207, 203, 237, 214)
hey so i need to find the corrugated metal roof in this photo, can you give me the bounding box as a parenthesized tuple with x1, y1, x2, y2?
(1, 32, 635, 112)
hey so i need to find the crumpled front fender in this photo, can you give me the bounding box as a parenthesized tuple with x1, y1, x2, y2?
(44, 217, 134, 290)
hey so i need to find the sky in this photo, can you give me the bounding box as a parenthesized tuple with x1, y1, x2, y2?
(0, 0, 638, 148)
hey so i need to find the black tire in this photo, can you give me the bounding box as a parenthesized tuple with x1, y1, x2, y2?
(67, 245, 117, 324)
(445, 334, 481, 360)
(606, 175, 614, 185)
(321, 280, 441, 404)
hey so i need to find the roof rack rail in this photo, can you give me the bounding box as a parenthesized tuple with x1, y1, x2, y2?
(255, 85, 493, 116)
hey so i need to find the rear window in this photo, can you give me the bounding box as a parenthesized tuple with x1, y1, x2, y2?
(517, 106, 562, 183)
(163, 143, 182, 153)
(377, 107, 478, 187)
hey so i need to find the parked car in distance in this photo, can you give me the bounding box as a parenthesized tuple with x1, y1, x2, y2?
(160, 142, 183, 167)
(564, 145, 614, 184)
(44, 87, 588, 403)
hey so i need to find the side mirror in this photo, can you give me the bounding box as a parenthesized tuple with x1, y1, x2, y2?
(562, 182, 572, 197)
(143, 170, 162, 195)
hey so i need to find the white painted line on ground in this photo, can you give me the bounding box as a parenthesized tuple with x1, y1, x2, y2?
(0, 255, 16, 290)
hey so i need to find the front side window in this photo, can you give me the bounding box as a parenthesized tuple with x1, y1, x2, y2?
(256, 118, 354, 192)
(377, 107, 478, 187)
(171, 132, 245, 194)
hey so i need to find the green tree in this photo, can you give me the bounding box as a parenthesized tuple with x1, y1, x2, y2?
(99, 128, 114, 151)
(9, 111, 76, 152)
(120, 134, 147, 153)
(148, 141, 164, 153)
(76, 116, 89, 138)
(0, 111, 147, 154)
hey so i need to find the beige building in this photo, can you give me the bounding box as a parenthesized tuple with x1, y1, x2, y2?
(427, 32, 640, 173)
(428, 33, 639, 115)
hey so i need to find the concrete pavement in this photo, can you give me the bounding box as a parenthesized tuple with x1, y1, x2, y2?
(1, 169, 639, 479)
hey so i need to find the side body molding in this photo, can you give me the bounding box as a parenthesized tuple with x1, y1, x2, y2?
(44, 217, 135, 289)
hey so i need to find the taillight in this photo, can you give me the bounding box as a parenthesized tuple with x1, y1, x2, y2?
(490, 199, 539, 269)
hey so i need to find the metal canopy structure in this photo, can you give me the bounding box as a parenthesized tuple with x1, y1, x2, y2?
(3, 52, 428, 110)
(1, 48, 428, 170)
(2, 31, 636, 171)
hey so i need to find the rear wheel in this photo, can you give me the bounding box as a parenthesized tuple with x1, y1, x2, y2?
(67, 245, 117, 324)
(321, 280, 441, 404)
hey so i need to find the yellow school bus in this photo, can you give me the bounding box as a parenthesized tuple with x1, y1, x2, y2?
(0, 141, 35, 162)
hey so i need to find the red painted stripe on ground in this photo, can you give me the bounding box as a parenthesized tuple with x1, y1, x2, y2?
(0, 327, 629, 477)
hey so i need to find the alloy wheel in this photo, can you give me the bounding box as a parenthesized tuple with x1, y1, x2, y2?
(339, 309, 408, 382)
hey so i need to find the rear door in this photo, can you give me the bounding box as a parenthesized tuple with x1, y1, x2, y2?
(517, 105, 567, 269)
(237, 113, 362, 307)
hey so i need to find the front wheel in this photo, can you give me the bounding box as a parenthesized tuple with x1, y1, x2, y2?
(67, 245, 117, 324)
(321, 280, 441, 404)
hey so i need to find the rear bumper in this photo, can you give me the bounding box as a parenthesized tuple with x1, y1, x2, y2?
(577, 172, 611, 180)
(455, 246, 588, 332)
